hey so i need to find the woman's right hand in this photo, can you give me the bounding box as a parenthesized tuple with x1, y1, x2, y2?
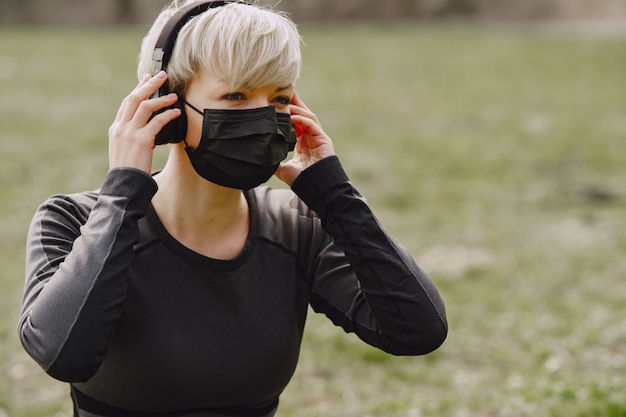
(108, 71, 181, 174)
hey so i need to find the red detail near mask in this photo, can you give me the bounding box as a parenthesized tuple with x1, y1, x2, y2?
(293, 124, 305, 138)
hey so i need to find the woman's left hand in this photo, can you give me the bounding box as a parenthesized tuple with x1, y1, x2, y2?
(275, 91, 335, 186)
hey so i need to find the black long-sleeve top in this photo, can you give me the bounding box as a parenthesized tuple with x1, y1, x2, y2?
(19, 156, 447, 416)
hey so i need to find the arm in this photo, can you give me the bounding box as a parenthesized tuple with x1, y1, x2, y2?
(19, 72, 176, 382)
(292, 156, 447, 355)
(278, 92, 447, 354)
(19, 169, 157, 382)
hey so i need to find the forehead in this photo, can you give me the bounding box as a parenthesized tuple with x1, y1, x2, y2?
(211, 71, 295, 91)
(189, 68, 295, 94)
(222, 77, 297, 93)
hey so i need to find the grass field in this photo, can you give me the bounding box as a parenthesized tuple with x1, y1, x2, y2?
(1, 22, 625, 417)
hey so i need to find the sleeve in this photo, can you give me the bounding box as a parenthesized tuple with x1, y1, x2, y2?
(291, 156, 448, 355)
(19, 168, 158, 382)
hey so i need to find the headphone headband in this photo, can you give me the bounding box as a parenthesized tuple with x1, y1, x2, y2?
(152, 1, 229, 75)
(150, 0, 246, 144)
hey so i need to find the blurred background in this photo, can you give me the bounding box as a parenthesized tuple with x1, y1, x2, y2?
(1, 1, 625, 416)
(2, 0, 626, 23)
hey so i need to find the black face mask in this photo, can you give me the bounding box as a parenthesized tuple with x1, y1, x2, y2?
(184, 102, 297, 190)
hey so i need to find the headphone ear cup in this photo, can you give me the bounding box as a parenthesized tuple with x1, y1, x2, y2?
(154, 98, 187, 145)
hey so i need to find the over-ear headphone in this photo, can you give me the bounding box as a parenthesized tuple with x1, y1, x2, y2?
(151, 0, 236, 145)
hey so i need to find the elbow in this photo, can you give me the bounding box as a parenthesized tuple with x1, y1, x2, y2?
(44, 355, 100, 383)
(381, 318, 448, 356)
(415, 319, 448, 355)
(19, 321, 99, 383)
(20, 343, 97, 384)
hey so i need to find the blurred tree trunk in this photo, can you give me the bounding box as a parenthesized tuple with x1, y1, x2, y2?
(435, 0, 477, 17)
(117, 0, 134, 23)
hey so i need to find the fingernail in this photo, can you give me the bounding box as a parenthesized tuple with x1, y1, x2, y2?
(157, 71, 167, 79)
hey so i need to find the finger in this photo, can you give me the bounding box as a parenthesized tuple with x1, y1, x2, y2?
(290, 114, 324, 136)
(121, 71, 169, 122)
(290, 93, 319, 124)
(293, 123, 306, 138)
(131, 93, 179, 128)
(137, 71, 166, 94)
(289, 105, 318, 124)
(143, 107, 182, 137)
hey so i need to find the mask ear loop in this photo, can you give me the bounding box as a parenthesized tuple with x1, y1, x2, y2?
(183, 100, 204, 116)
(181, 100, 205, 150)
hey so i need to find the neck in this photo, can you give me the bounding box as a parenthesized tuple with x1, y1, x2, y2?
(151, 144, 249, 259)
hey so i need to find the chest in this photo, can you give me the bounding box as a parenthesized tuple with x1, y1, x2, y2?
(126, 244, 308, 356)
(82, 243, 311, 410)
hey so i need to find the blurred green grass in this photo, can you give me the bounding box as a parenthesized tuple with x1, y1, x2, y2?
(1, 23, 625, 416)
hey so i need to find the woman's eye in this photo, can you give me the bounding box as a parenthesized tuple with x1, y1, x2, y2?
(222, 92, 246, 101)
(273, 96, 292, 105)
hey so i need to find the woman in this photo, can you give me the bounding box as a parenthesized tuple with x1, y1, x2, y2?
(19, 1, 448, 416)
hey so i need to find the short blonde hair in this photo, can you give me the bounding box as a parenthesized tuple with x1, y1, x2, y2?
(137, 1, 302, 94)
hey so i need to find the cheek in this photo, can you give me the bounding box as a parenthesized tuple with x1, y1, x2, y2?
(184, 111, 203, 148)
